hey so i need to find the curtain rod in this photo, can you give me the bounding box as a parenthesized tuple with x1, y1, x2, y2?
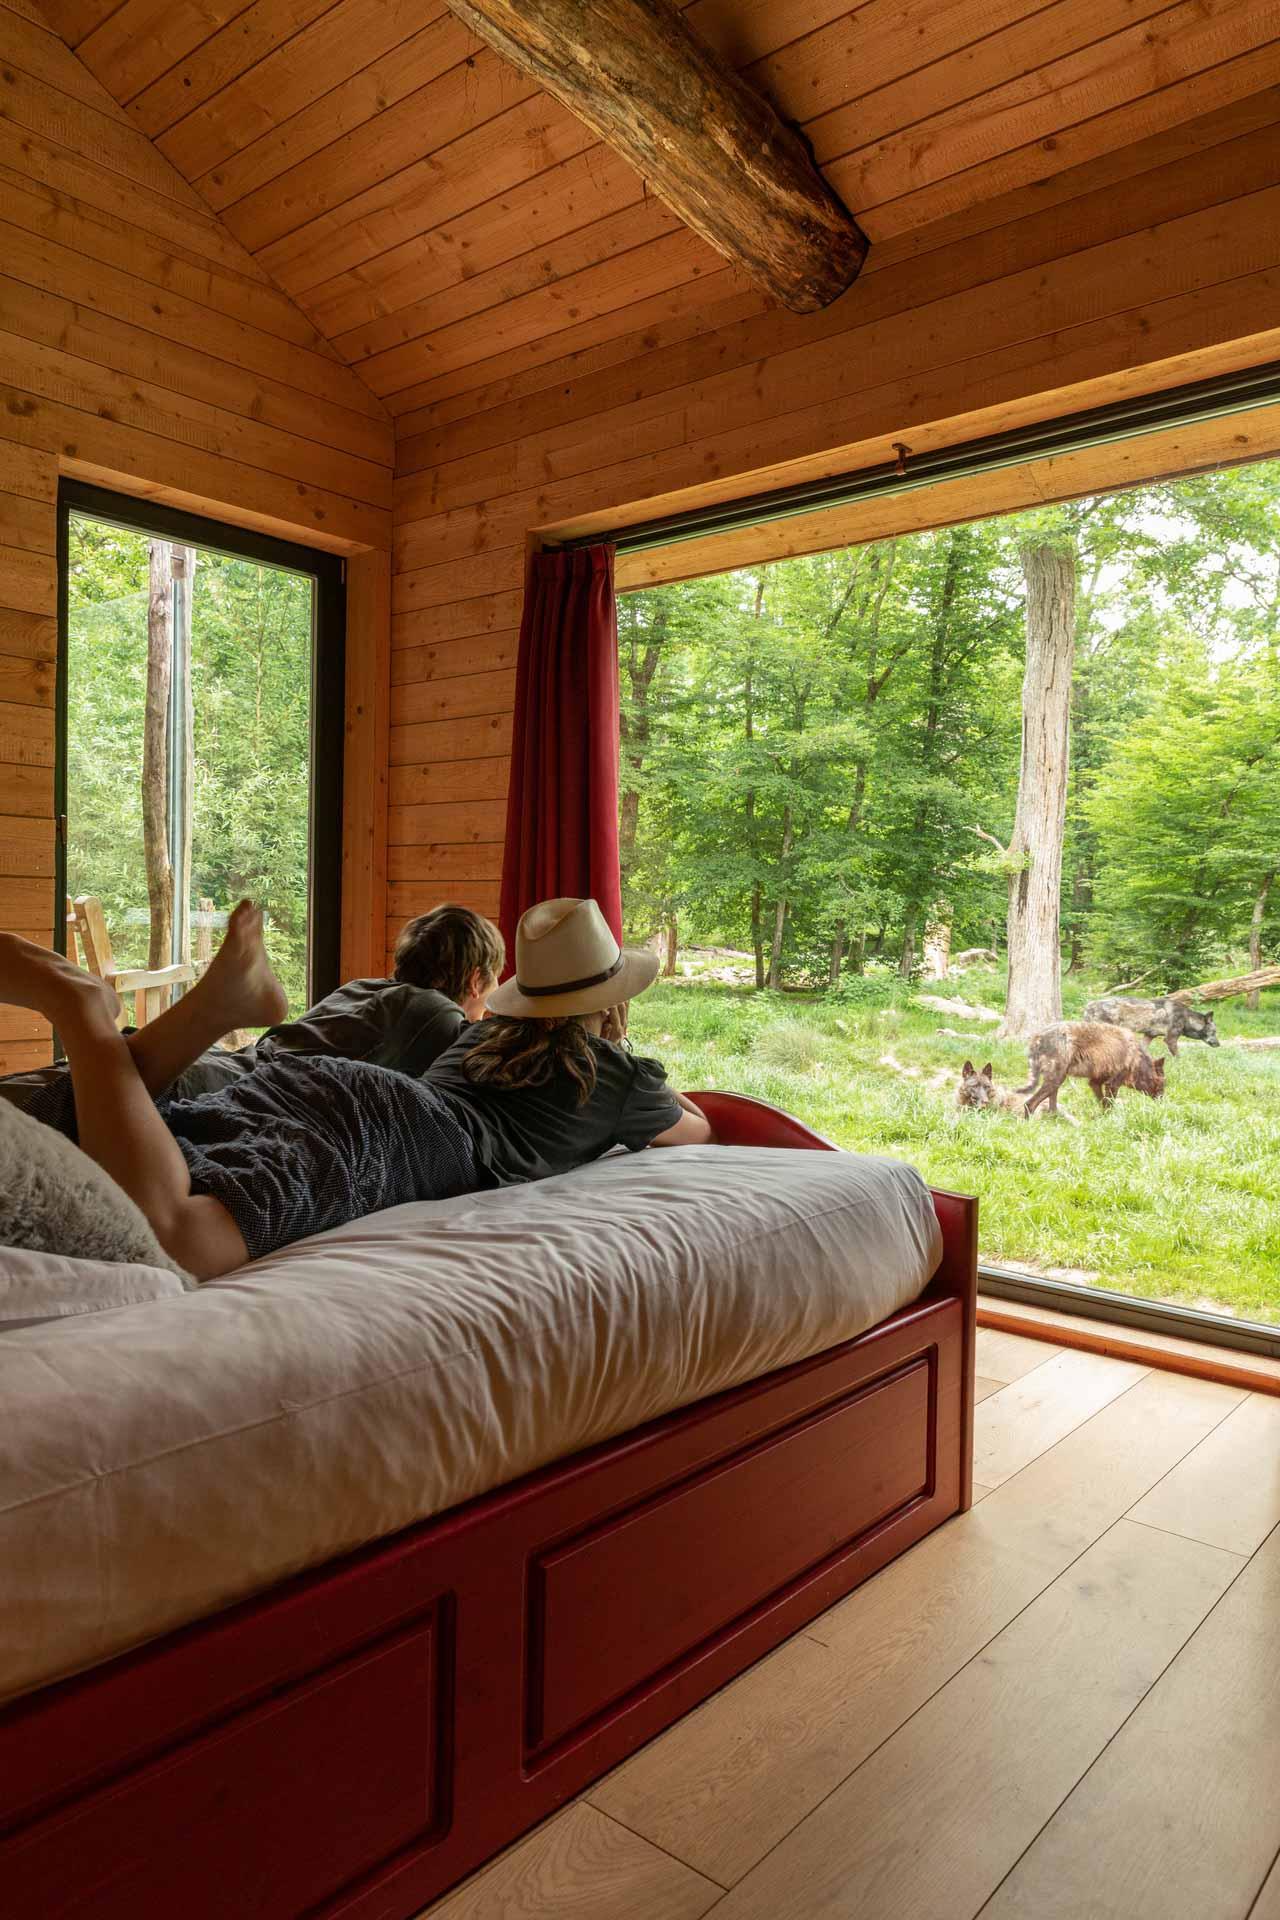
(555, 359, 1280, 557)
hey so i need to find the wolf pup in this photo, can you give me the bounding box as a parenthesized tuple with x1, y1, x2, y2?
(956, 1062, 1028, 1115)
(1018, 1022, 1166, 1117)
(1082, 994, 1219, 1056)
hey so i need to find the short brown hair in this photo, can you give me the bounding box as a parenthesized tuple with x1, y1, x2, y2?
(393, 904, 504, 1000)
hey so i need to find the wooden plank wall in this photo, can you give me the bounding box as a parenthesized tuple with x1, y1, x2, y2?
(389, 93, 1280, 967)
(0, 0, 394, 1073)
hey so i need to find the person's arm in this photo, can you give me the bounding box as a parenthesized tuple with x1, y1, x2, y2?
(650, 1090, 713, 1147)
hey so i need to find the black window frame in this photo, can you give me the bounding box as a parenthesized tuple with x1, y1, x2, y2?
(56, 481, 346, 1004)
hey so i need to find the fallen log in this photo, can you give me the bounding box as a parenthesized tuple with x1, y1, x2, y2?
(916, 994, 1002, 1023)
(1170, 964, 1280, 1003)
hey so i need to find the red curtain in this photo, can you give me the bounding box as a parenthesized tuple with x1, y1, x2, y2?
(499, 545, 622, 964)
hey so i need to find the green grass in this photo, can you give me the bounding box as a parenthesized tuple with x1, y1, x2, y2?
(627, 964, 1280, 1326)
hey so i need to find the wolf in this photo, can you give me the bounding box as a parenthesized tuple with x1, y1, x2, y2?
(1081, 994, 1219, 1056)
(956, 1062, 1029, 1115)
(1018, 1022, 1166, 1116)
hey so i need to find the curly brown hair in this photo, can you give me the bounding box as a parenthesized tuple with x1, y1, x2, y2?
(460, 1015, 598, 1105)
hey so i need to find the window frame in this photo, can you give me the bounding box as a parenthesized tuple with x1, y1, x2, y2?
(56, 480, 347, 1004)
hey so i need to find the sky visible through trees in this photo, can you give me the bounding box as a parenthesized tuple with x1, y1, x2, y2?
(66, 515, 314, 1014)
(619, 464, 1280, 993)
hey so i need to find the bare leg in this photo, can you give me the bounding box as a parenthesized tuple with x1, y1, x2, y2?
(0, 907, 285, 1280)
(123, 902, 288, 1095)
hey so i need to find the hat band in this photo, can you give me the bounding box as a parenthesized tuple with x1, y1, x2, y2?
(514, 954, 624, 998)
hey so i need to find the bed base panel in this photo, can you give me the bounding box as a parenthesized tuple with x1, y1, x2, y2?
(0, 1098, 976, 1920)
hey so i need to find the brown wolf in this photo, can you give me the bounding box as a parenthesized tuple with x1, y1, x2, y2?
(1017, 1022, 1166, 1116)
(956, 1062, 1029, 1115)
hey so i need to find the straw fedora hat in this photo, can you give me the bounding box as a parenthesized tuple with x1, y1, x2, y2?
(486, 897, 660, 1019)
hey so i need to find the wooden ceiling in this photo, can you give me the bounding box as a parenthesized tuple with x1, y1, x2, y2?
(35, 0, 1280, 418)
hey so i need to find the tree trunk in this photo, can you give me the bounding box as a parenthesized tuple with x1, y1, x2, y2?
(144, 541, 175, 970)
(899, 908, 917, 980)
(745, 582, 765, 991)
(1247, 871, 1275, 1008)
(999, 542, 1076, 1040)
(662, 912, 677, 977)
(828, 928, 844, 988)
(172, 546, 196, 971)
(767, 805, 792, 989)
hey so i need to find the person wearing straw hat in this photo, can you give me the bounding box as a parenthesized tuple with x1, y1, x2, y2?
(0, 897, 708, 1282)
(425, 896, 711, 1187)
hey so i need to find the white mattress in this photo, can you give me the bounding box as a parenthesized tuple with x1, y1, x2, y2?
(0, 1145, 941, 1704)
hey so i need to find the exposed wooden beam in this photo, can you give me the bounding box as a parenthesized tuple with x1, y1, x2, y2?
(439, 0, 868, 314)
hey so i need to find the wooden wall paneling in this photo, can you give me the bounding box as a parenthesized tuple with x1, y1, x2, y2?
(306, 144, 650, 341)
(194, 9, 483, 229)
(0, 119, 277, 281)
(127, 0, 342, 141)
(257, 92, 599, 297)
(397, 110, 1280, 475)
(156, 0, 459, 187)
(846, 39, 1280, 242)
(0, 16, 395, 1070)
(340, 547, 391, 983)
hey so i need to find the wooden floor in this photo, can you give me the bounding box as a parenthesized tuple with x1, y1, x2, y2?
(421, 1332, 1280, 1920)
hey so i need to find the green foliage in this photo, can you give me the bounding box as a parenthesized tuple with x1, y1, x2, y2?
(622, 463, 1280, 991)
(66, 516, 314, 1013)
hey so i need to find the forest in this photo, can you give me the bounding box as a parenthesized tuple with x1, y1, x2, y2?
(620, 462, 1280, 1322)
(65, 515, 314, 1014)
(618, 463, 1280, 995)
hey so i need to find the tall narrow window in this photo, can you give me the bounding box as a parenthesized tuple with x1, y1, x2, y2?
(57, 485, 345, 1015)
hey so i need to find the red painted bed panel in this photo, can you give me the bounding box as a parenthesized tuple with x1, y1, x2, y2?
(0, 1093, 977, 1920)
(528, 1354, 932, 1757)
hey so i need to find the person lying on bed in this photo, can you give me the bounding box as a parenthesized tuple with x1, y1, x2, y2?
(0, 902, 504, 1132)
(0, 895, 711, 1281)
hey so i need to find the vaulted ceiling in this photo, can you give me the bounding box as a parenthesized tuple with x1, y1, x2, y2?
(38, 0, 1280, 417)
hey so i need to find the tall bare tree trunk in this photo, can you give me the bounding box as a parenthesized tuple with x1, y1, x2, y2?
(998, 542, 1076, 1040)
(144, 541, 174, 969)
(767, 805, 792, 989)
(173, 546, 196, 969)
(1247, 870, 1275, 1009)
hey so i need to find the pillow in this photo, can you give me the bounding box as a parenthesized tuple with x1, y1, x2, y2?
(0, 1245, 188, 1329)
(0, 1097, 191, 1282)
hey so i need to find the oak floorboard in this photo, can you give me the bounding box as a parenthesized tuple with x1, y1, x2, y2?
(980, 1521, 1280, 1920)
(710, 1520, 1242, 1920)
(588, 1371, 1243, 1888)
(974, 1349, 1147, 1486)
(974, 1376, 1004, 1404)
(1127, 1392, 1280, 1556)
(971, 1481, 996, 1503)
(973, 1327, 1062, 1383)
(417, 1802, 721, 1920)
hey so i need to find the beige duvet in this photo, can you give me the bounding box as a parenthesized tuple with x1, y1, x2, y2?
(0, 1144, 941, 1704)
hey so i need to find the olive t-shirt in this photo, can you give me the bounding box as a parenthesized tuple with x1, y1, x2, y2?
(425, 1024, 682, 1186)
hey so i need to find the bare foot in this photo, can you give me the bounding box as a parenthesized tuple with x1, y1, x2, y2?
(199, 901, 288, 1032)
(0, 931, 121, 1025)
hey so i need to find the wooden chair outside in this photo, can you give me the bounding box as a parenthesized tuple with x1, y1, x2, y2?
(71, 896, 195, 1027)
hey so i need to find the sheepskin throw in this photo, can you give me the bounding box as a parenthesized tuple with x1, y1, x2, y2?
(0, 1097, 191, 1281)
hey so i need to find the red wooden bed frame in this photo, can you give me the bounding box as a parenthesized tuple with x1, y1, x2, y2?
(0, 1094, 976, 1919)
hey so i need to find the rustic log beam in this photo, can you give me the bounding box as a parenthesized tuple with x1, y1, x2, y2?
(439, 0, 867, 314)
